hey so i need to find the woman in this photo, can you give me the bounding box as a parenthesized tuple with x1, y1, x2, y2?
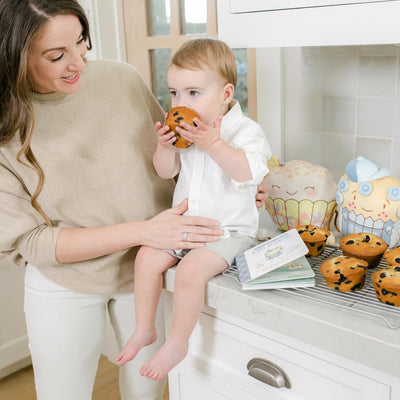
(0, 1, 267, 399)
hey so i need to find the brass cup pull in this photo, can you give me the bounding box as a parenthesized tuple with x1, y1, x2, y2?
(247, 358, 291, 389)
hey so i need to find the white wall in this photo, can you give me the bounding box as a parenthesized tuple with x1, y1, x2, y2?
(79, 0, 126, 61)
(0, 258, 31, 378)
(257, 44, 400, 182)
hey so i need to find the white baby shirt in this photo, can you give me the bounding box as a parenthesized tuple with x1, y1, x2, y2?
(172, 100, 271, 238)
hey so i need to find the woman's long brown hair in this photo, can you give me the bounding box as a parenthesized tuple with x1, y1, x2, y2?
(0, 0, 92, 226)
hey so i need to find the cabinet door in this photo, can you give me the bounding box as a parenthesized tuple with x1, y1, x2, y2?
(218, 0, 400, 47)
(164, 292, 391, 400)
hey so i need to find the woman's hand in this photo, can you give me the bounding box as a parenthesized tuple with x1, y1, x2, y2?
(256, 181, 268, 209)
(142, 199, 224, 250)
(56, 199, 223, 263)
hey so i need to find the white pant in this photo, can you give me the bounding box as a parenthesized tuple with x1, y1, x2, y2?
(24, 264, 166, 400)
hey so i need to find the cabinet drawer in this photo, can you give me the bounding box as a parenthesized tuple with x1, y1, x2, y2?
(230, 0, 394, 13)
(183, 311, 390, 400)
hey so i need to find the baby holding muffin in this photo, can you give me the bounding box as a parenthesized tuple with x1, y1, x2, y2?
(116, 38, 271, 379)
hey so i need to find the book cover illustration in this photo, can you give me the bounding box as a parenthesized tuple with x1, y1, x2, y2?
(232, 229, 315, 290)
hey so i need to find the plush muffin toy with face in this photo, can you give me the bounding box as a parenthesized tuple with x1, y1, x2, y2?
(264, 160, 337, 231)
(336, 156, 400, 248)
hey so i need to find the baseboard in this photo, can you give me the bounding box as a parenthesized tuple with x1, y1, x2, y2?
(0, 356, 32, 379)
(0, 335, 31, 378)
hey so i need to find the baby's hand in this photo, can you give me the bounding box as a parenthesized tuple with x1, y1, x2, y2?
(155, 121, 177, 149)
(177, 115, 222, 150)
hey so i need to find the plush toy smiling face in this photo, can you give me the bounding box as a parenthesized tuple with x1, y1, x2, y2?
(336, 157, 400, 248)
(264, 160, 337, 231)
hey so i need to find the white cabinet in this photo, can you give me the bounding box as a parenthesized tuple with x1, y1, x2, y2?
(217, 0, 400, 47)
(164, 291, 399, 400)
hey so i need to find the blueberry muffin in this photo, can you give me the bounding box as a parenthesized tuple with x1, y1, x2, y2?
(371, 266, 400, 307)
(319, 256, 368, 292)
(383, 247, 400, 266)
(296, 224, 330, 257)
(339, 232, 388, 268)
(165, 106, 200, 149)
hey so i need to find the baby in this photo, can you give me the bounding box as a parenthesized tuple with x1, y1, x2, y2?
(117, 38, 271, 380)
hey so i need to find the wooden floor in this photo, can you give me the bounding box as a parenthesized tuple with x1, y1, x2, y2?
(0, 356, 169, 400)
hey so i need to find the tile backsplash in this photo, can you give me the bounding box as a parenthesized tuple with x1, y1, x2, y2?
(281, 45, 400, 181)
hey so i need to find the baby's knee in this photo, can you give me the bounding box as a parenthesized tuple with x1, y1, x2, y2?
(175, 262, 206, 289)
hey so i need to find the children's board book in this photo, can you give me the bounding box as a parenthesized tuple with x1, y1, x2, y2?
(232, 229, 315, 290)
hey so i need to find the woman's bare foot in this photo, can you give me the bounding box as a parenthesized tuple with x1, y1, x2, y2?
(140, 338, 188, 380)
(116, 327, 157, 366)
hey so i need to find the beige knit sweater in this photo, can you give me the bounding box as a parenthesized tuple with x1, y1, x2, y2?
(0, 59, 174, 294)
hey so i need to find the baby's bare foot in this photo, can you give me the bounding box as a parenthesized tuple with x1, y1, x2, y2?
(116, 328, 157, 366)
(140, 338, 188, 380)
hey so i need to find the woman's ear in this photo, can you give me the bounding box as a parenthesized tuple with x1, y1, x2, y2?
(223, 83, 235, 104)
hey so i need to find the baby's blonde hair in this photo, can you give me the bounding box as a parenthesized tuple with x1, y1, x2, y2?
(170, 38, 237, 87)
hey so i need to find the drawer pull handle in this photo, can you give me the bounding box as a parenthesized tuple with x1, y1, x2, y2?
(247, 358, 291, 389)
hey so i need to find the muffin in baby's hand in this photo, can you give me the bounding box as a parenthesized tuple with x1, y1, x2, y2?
(165, 106, 200, 149)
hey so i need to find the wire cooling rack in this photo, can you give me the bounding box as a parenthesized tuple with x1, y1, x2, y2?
(224, 246, 400, 329)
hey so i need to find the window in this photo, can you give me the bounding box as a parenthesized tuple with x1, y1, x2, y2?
(122, 0, 257, 118)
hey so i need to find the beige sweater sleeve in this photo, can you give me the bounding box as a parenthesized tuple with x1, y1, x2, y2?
(0, 153, 61, 266)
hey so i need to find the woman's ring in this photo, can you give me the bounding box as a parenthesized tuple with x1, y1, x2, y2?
(182, 232, 188, 242)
